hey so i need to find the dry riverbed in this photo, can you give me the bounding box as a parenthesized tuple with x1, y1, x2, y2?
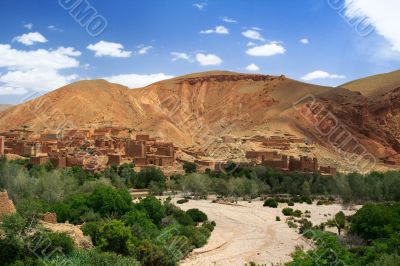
(174, 198, 358, 266)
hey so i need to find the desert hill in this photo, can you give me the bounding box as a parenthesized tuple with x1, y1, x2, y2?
(340, 70, 400, 97)
(1, 70, 400, 171)
(0, 104, 12, 112)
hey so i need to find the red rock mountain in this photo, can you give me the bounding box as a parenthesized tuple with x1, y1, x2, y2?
(0, 70, 399, 171)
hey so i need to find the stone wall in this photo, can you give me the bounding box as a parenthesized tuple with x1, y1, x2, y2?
(0, 191, 16, 217)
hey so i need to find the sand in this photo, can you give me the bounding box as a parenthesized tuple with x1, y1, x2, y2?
(175, 199, 359, 266)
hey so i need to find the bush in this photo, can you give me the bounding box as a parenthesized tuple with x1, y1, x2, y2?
(31, 231, 74, 257)
(177, 199, 189, 204)
(186, 208, 208, 223)
(183, 161, 197, 174)
(122, 210, 159, 239)
(81, 221, 103, 245)
(136, 240, 175, 266)
(287, 221, 298, 229)
(299, 219, 313, 234)
(288, 201, 295, 206)
(135, 167, 166, 189)
(293, 210, 302, 218)
(282, 208, 294, 216)
(98, 220, 137, 255)
(135, 196, 166, 226)
(263, 198, 278, 208)
(46, 249, 140, 266)
(276, 216, 281, 221)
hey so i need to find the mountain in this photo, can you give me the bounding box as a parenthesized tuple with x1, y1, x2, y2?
(0, 104, 12, 112)
(340, 70, 400, 97)
(1, 70, 400, 171)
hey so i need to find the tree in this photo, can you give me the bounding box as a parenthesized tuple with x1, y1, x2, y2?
(183, 162, 197, 174)
(135, 167, 166, 189)
(135, 196, 166, 226)
(87, 185, 133, 217)
(98, 220, 137, 255)
(186, 209, 208, 223)
(122, 210, 160, 239)
(327, 211, 346, 236)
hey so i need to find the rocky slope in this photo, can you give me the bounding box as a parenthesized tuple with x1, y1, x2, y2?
(0, 70, 399, 171)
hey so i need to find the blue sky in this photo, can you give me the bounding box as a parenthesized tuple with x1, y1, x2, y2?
(0, 0, 399, 104)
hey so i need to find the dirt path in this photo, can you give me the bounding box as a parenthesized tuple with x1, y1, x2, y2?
(177, 200, 358, 266)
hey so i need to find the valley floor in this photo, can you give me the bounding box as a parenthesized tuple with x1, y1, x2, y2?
(175, 199, 358, 266)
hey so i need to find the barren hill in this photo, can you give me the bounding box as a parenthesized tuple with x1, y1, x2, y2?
(0, 104, 12, 112)
(1, 70, 400, 171)
(340, 70, 400, 97)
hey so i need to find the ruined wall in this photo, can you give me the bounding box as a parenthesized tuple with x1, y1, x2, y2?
(0, 191, 16, 217)
(0, 136, 4, 155)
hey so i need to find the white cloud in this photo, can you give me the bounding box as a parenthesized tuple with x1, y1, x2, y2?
(103, 73, 174, 88)
(245, 64, 260, 72)
(247, 42, 256, 47)
(0, 44, 81, 70)
(137, 46, 152, 55)
(0, 86, 28, 95)
(24, 23, 33, 30)
(300, 38, 309, 44)
(0, 44, 81, 94)
(193, 3, 207, 10)
(195, 53, 223, 66)
(242, 30, 264, 41)
(200, 25, 229, 34)
(0, 69, 78, 91)
(13, 32, 47, 46)
(48, 25, 63, 32)
(246, 42, 286, 56)
(221, 16, 237, 23)
(344, 0, 400, 52)
(87, 41, 132, 57)
(171, 52, 192, 62)
(301, 70, 345, 81)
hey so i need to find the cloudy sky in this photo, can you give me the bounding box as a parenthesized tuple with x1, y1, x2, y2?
(0, 0, 399, 104)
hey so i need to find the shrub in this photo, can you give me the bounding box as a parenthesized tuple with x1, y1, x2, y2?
(288, 201, 295, 206)
(282, 208, 294, 216)
(173, 209, 195, 226)
(31, 231, 74, 257)
(276, 216, 281, 221)
(183, 162, 197, 174)
(186, 208, 208, 223)
(98, 220, 136, 255)
(263, 198, 278, 208)
(136, 240, 175, 266)
(293, 210, 302, 218)
(135, 196, 166, 226)
(288, 221, 298, 229)
(177, 199, 189, 204)
(81, 221, 103, 245)
(122, 210, 159, 239)
(299, 219, 313, 234)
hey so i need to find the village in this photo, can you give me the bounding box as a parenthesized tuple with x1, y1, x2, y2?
(0, 127, 336, 176)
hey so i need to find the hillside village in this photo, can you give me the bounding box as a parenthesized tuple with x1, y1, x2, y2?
(0, 127, 336, 176)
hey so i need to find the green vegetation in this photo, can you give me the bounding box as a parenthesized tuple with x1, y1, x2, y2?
(3, 156, 400, 265)
(263, 198, 278, 208)
(0, 158, 214, 266)
(287, 203, 400, 265)
(282, 208, 294, 216)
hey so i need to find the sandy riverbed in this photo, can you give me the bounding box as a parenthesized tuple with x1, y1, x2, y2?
(174, 199, 358, 266)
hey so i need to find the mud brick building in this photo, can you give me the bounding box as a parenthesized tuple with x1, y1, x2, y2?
(262, 155, 289, 170)
(289, 156, 319, 172)
(320, 166, 337, 176)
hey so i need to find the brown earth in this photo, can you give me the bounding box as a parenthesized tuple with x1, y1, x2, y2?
(0, 70, 400, 171)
